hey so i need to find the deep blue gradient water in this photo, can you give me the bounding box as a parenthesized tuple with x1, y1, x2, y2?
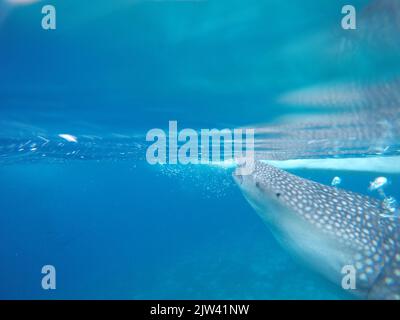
(1, 0, 400, 299)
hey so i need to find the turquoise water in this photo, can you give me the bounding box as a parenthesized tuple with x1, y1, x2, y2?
(0, 0, 399, 299)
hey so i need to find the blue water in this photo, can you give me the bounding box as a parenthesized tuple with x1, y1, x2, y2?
(1, 0, 399, 299)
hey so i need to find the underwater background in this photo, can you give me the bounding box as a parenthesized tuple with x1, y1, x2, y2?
(0, 0, 399, 299)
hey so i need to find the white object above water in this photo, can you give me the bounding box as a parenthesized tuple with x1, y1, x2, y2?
(58, 134, 78, 143)
(369, 176, 388, 191)
(331, 176, 341, 187)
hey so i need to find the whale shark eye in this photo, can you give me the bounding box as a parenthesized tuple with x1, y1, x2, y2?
(255, 182, 260, 188)
(276, 193, 281, 198)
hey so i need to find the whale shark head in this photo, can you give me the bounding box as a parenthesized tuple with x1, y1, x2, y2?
(233, 161, 400, 299)
(233, 162, 301, 225)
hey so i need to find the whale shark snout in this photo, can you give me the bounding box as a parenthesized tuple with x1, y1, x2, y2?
(234, 161, 400, 300)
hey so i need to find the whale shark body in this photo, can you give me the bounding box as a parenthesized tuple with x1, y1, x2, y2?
(233, 161, 400, 299)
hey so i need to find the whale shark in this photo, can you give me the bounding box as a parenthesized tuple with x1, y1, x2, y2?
(233, 161, 400, 299)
